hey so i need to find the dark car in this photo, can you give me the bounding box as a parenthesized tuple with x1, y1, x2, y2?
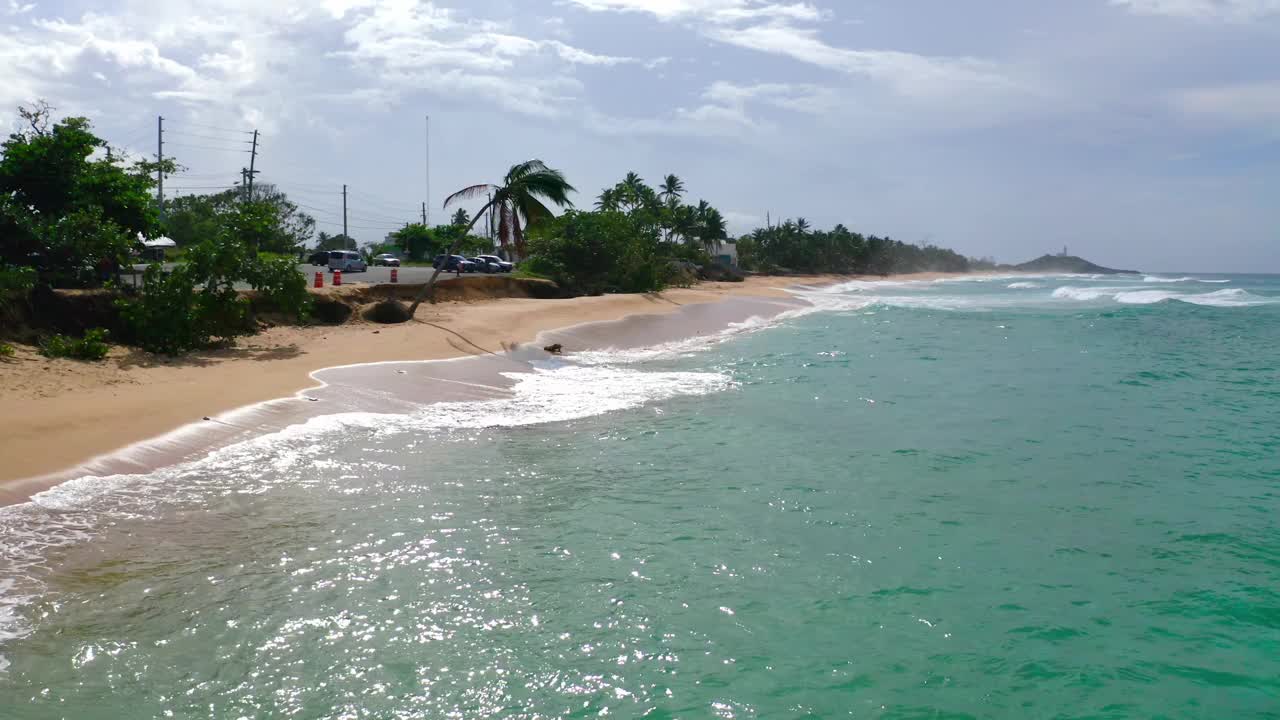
(476, 255, 514, 273)
(468, 257, 500, 273)
(308, 251, 330, 266)
(432, 254, 476, 273)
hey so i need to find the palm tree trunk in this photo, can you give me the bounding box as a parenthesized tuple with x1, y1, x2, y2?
(497, 207, 512, 260)
(407, 200, 495, 316)
(512, 216, 526, 262)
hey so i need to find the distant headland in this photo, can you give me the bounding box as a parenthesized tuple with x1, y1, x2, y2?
(1007, 254, 1139, 275)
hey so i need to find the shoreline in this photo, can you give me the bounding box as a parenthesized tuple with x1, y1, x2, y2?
(0, 272, 976, 507)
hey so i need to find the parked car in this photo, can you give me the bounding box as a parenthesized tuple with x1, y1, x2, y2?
(432, 254, 476, 273)
(468, 257, 500, 273)
(372, 253, 401, 267)
(476, 255, 514, 273)
(328, 250, 367, 273)
(308, 251, 330, 266)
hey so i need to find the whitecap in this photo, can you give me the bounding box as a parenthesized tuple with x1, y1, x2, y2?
(1008, 282, 1041, 289)
(1055, 286, 1272, 307)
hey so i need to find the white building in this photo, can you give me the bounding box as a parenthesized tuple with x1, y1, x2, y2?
(714, 240, 739, 267)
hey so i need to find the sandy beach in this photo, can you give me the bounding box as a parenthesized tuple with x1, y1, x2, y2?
(0, 273, 968, 506)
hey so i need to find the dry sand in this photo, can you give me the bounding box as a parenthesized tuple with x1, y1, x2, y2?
(0, 272, 969, 505)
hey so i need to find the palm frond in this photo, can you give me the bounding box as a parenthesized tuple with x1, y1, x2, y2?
(505, 160, 551, 184)
(520, 170, 576, 208)
(444, 183, 497, 208)
(516, 195, 554, 225)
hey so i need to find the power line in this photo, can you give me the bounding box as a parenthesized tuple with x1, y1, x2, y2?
(166, 131, 254, 144)
(179, 121, 255, 134)
(166, 142, 253, 153)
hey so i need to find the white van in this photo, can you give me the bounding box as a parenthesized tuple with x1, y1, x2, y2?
(328, 250, 367, 273)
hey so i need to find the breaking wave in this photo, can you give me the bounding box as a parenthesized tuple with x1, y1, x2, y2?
(1144, 275, 1231, 284)
(1054, 286, 1271, 307)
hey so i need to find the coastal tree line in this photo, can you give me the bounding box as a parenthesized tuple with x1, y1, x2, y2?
(1, 104, 985, 357)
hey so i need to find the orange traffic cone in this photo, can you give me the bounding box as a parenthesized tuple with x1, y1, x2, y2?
(333, 270, 342, 286)
(314, 272, 323, 289)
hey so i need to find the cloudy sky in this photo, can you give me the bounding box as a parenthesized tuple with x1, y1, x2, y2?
(3, 0, 1277, 271)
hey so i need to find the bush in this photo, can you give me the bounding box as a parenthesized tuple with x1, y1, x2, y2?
(525, 210, 666, 295)
(40, 327, 110, 360)
(118, 213, 311, 354)
(0, 342, 13, 357)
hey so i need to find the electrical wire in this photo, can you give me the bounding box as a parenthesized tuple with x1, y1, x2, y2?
(165, 142, 252, 153)
(166, 131, 254, 144)
(177, 121, 254, 134)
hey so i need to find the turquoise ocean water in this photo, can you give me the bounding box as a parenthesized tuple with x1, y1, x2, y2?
(1, 273, 1278, 718)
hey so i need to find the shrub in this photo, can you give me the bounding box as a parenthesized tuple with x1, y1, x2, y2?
(0, 342, 13, 357)
(40, 327, 110, 360)
(525, 210, 666, 295)
(118, 211, 311, 355)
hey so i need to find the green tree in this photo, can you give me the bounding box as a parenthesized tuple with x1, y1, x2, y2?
(450, 208, 470, 227)
(407, 159, 575, 314)
(525, 210, 665, 295)
(119, 202, 309, 354)
(315, 232, 356, 251)
(165, 184, 314, 253)
(0, 102, 169, 286)
(389, 224, 436, 260)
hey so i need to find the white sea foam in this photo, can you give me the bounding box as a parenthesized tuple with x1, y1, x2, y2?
(1143, 275, 1230, 284)
(1054, 286, 1271, 307)
(1008, 282, 1041, 289)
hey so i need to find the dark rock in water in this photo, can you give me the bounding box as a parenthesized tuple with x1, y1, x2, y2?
(1014, 255, 1139, 275)
(544, 343, 563, 355)
(363, 300, 412, 324)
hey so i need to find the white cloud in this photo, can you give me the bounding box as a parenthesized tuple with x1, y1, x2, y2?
(564, 0, 821, 24)
(1111, 0, 1280, 20)
(706, 23, 1019, 102)
(567, 0, 1026, 112)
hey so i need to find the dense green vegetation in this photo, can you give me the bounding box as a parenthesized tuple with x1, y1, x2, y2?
(118, 210, 310, 354)
(736, 220, 972, 275)
(0, 103, 309, 355)
(0, 102, 169, 287)
(165, 185, 315, 254)
(522, 172, 722, 295)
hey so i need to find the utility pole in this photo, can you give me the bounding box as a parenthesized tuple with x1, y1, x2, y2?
(342, 184, 349, 247)
(246, 129, 259, 200)
(422, 201, 427, 226)
(424, 114, 431, 227)
(156, 115, 165, 219)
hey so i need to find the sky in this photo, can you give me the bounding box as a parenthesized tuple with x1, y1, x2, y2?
(2, 0, 1278, 272)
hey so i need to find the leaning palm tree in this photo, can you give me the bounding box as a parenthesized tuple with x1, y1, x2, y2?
(407, 160, 575, 314)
